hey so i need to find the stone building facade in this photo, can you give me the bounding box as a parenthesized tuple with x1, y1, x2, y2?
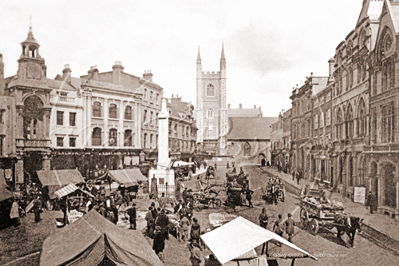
(196, 46, 227, 155)
(290, 75, 328, 179)
(282, 109, 292, 173)
(270, 111, 284, 169)
(365, 0, 399, 220)
(331, 0, 381, 199)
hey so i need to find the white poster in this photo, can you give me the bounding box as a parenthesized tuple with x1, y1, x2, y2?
(354, 187, 366, 205)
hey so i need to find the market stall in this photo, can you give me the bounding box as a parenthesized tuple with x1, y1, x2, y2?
(201, 216, 317, 265)
(107, 169, 147, 188)
(36, 169, 85, 199)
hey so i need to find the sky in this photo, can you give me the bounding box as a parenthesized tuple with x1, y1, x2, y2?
(0, 0, 364, 116)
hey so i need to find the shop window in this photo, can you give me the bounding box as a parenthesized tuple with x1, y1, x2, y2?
(144, 133, 147, 148)
(150, 134, 153, 148)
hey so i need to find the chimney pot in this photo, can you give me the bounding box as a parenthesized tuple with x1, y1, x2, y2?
(239, 104, 242, 109)
(254, 105, 256, 109)
(62, 64, 72, 83)
(143, 70, 153, 82)
(228, 104, 230, 108)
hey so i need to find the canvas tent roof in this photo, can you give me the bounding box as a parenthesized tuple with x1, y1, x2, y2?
(201, 216, 317, 265)
(107, 169, 147, 188)
(172, 161, 194, 167)
(40, 209, 163, 266)
(36, 169, 85, 199)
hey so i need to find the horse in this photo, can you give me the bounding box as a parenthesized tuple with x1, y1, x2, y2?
(335, 216, 364, 248)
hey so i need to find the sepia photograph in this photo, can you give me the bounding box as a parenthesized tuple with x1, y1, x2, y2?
(0, 0, 399, 265)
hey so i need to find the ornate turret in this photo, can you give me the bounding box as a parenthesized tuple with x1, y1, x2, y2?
(20, 26, 41, 59)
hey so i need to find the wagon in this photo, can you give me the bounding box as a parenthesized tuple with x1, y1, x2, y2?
(299, 191, 344, 235)
(224, 187, 245, 209)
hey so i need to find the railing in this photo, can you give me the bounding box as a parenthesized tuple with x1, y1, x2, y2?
(157, 184, 175, 199)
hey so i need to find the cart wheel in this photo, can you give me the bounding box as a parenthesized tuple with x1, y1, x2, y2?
(214, 199, 222, 209)
(300, 208, 309, 230)
(310, 218, 319, 235)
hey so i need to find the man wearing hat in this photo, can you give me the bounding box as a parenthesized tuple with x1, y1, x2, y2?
(285, 213, 295, 242)
(190, 240, 202, 266)
(366, 191, 378, 214)
(153, 225, 166, 261)
(85, 180, 98, 196)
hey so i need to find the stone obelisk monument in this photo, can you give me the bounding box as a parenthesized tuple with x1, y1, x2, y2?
(158, 98, 169, 169)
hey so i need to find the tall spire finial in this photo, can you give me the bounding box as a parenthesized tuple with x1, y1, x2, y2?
(197, 46, 201, 60)
(29, 15, 32, 32)
(221, 42, 225, 59)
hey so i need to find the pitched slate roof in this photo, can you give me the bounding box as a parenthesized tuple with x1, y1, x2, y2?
(226, 117, 278, 141)
(227, 107, 262, 117)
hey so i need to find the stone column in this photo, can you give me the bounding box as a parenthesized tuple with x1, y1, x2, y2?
(158, 99, 169, 169)
(342, 155, 347, 196)
(16, 105, 24, 138)
(104, 99, 108, 146)
(87, 95, 92, 146)
(119, 100, 124, 147)
(343, 123, 346, 140)
(42, 153, 51, 171)
(353, 119, 357, 138)
(366, 116, 370, 136)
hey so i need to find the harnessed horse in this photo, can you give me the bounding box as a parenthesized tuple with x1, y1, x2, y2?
(335, 215, 364, 248)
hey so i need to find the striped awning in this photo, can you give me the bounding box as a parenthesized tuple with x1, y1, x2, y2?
(54, 183, 79, 199)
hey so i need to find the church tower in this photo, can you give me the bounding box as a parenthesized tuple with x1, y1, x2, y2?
(196, 45, 227, 155)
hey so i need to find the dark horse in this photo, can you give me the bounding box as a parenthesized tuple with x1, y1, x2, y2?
(335, 216, 364, 248)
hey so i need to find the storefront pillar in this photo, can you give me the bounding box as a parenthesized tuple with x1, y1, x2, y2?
(15, 156, 24, 184)
(42, 153, 51, 171)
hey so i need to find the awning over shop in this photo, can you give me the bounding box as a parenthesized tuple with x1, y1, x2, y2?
(36, 169, 85, 199)
(201, 216, 317, 265)
(107, 169, 147, 188)
(54, 183, 79, 198)
(172, 161, 194, 167)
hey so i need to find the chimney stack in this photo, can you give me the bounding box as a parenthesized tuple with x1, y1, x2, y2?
(62, 64, 72, 84)
(112, 61, 124, 85)
(228, 104, 230, 109)
(143, 70, 153, 82)
(328, 58, 335, 78)
(88, 65, 99, 81)
(254, 105, 256, 109)
(239, 104, 242, 109)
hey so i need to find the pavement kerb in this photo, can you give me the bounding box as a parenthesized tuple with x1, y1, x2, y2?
(258, 165, 399, 254)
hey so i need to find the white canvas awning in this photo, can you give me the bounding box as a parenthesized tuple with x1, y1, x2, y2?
(172, 161, 194, 167)
(54, 183, 79, 198)
(201, 216, 317, 265)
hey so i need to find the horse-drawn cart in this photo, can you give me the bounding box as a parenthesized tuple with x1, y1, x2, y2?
(299, 190, 363, 248)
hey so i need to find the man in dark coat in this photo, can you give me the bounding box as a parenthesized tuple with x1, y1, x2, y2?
(273, 214, 284, 246)
(155, 209, 170, 239)
(32, 197, 42, 223)
(366, 191, 378, 214)
(190, 218, 201, 246)
(127, 203, 137, 229)
(152, 226, 166, 260)
(259, 208, 268, 229)
(292, 168, 296, 181)
(246, 188, 254, 208)
(285, 213, 295, 242)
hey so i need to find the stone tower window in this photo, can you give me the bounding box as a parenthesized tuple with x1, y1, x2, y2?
(207, 84, 215, 97)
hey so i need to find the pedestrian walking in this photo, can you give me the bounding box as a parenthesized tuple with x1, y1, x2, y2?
(179, 215, 190, 242)
(285, 213, 295, 242)
(145, 206, 155, 237)
(153, 226, 166, 262)
(366, 191, 378, 214)
(246, 188, 254, 208)
(259, 208, 268, 229)
(296, 170, 301, 185)
(273, 214, 285, 246)
(127, 203, 137, 229)
(292, 168, 296, 181)
(189, 241, 202, 266)
(190, 218, 201, 246)
(32, 197, 42, 223)
(155, 209, 170, 239)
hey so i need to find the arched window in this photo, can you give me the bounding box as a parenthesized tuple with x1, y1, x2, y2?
(357, 64, 361, 84)
(23, 96, 44, 139)
(124, 106, 132, 120)
(346, 104, 354, 139)
(359, 29, 367, 50)
(336, 108, 343, 139)
(150, 134, 153, 149)
(124, 130, 133, 146)
(109, 104, 117, 119)
(109, 129, 117, 146)
(348, 67, 353, 88)
(244, 142, 251, 156)
(93, 102, 102, 117)
(207, 84, 215, 97)
(358, 99, 366, 137)
(92, 127, 102, 146)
